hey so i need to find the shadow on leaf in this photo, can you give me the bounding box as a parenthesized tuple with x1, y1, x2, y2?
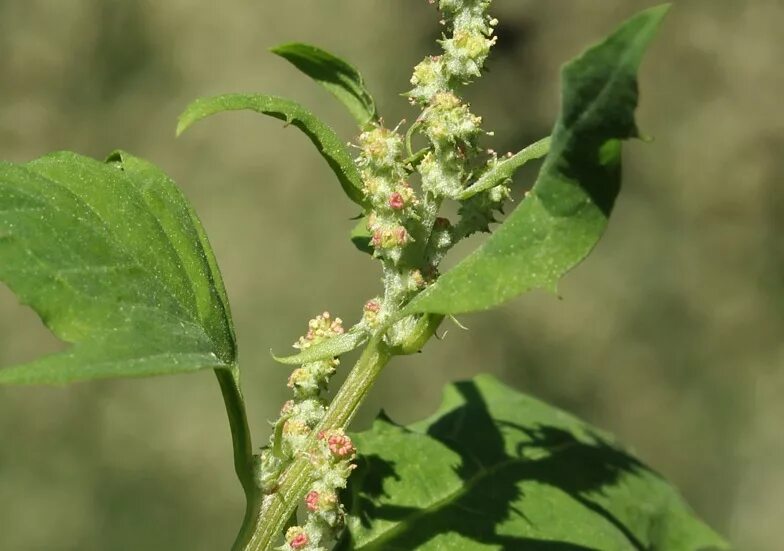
(339, 380, 654, 550)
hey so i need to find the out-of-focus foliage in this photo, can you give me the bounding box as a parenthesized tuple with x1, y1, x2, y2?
(0, 1, 780, 550)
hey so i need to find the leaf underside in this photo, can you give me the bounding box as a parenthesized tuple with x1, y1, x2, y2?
(405, 5, 670, 317)
(271, 42, 378, 129)
(0, 151, 236, 384)
(177, 93, 367, 208)
(340, 374, 728, 551)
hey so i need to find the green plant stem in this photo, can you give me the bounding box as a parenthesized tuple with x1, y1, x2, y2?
(241, 338, 393, 551)
(215, 367, 262, 550)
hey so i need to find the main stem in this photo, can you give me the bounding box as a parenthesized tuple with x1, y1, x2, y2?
(241, 338, 393, 551)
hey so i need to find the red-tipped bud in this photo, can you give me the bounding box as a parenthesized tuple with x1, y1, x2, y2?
(285, 526, 309, 550)
(388, 192, 405, 210)
(305, 490, 320, 512)
(327, 433, 356, 459)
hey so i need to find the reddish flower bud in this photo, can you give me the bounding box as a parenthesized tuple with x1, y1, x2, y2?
(327, 433, 356, 459)
(371, 229, 383, 248)
(305, 490, 320, 512)
(394, 226, 409, 246)
(290, 533, 308, 550)
(388, 192, 405, 210)
(286, 527, 309, 550)
(280, 399, 295, 416)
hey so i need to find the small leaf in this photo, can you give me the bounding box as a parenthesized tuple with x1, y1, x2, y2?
(272, 329, 368, 365)
(0, 151, 236, 384)
(404, 6, 669, 316)
(341, 374, 728, 551)
(458, 136, 551, 200)
(178, 94, 367, 207)
(271, 42, 378, 129)
(350, 216, 374, 255)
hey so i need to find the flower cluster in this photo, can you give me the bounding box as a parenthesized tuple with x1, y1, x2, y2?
(280, 429, 357, 551)
(357, 125, 418, 265)
(410, 1, 498, 204)
(409, 0, 508, 237)
(257, 313, 345, 493)
(410, 0, 497, 104)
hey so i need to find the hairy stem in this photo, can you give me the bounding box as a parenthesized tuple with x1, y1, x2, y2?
(241, 338, 393, 551)
(215, 367, 262, 550)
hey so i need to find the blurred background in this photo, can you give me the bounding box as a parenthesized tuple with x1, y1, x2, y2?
(0, 0, 781, 549)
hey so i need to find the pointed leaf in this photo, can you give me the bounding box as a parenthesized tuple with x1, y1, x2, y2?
(404, 6, 669, 316)
(0, 151, 236, 384)
(272, 329, 368, 366)
(271, 42, 378, 129)
(458, 136, 551, 200)
(341, 374, 728, 551)
(178, 94, 367, 207)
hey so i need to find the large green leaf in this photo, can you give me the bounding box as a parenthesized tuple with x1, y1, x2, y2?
(0, 151, 236, 384)
(404, 6, 669, 316)
(340, 375, 728, 551)
(271, 42, 378, 129)
(177, 94, 367, 207)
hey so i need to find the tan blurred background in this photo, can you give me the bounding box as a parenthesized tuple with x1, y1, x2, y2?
(0, 0, 781, 549)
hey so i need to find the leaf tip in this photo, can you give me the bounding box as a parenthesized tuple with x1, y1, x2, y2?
(175, 118, 191, 138)
(270, 348, 295, 366)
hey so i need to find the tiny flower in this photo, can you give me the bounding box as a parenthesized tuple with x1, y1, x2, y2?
(280, 399, 295, 416)
(286, 526, 309, 550)
(282, 419, 310, 437)
(287, 368, 308, 389)
(358, 126, 405, 168)
(388, 192, 405, 210)
(409, 269, 426, 289)
(370, 229, 383, 248)
(294, 312, 345, 349)
(394, 226, 409, 247)
(327, 432, 356, 459)
(305, 490, 320, 512)
(363, 298, 382, 327)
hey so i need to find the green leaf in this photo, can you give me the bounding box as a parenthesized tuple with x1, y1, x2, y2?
(0, 151, 236, 384)
(272, 329, 368, 366)
(177, 94, 367, 208)
(458, 136, 551, 200)
(404, 6, 669, 316)
(341, 374, 728, 551)
(271, 42, 378, 129)
(351, 216, 374, 255)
